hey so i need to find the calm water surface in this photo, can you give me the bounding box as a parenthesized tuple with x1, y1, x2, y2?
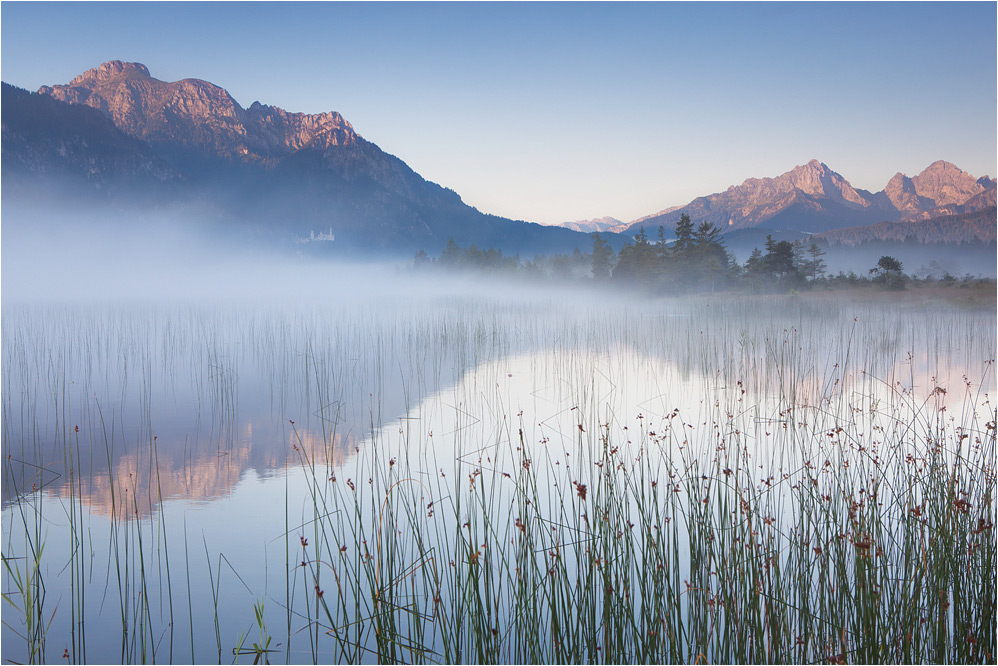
(2, 294, 993, 663)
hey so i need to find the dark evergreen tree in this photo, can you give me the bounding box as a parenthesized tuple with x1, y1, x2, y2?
(694, 220, 722, 248)
(612, 227, 662, 288)
(673, 214, 694, 254)
(742, 235, 805, 290)
(689, 221, 728, 290)
(874, 255, 903, 275)
(765, 237, 797, 281)
(439, 238, 461, 266)
(656, 226, 670, 260)
(803, 242, 827, 281)
(591, 232, 613, 280)
(871, 255, 905, 289)
(744, 248, 765, 276)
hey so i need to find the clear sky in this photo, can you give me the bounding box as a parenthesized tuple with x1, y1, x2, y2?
(2, 2, 995, 225)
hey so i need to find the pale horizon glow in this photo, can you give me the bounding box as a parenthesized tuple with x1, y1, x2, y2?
(2, 2, 995, 225)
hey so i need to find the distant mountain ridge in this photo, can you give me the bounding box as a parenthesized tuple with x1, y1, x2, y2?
(623, 159, 995, 237)
(558, 216, 629, 234)
(5, 60, 993, 253)
(5, 61, 595, 255)
(813, 206, 997, 246)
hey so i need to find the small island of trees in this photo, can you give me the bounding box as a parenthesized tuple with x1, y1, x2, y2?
(414, 214, 992, 296)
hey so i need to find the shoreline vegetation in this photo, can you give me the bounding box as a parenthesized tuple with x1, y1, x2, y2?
(412, 215, 996, 305)
(282, 384, 995, 664)
(2, 276, 995, 664)
(4, 359, 994, 664)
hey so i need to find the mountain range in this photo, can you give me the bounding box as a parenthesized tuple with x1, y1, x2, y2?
(558, 216, 630, 234)
(3, 60, 995, 256)
(564, 159, 995, 241)
(3, 61, 589, 255)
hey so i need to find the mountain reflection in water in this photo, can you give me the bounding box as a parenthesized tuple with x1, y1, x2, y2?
(3, 298, 991, 518)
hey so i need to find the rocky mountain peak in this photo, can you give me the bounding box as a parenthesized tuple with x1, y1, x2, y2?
(922, 159, 961, 173)
(885, 172, 916, 194)
(882, 171, 930, 214)
(244, 101, 355, 152)
(38, 61, 358, 162)
(785, 159, 832, 194)
(622, 157, 995, 237)
(773, 159, 869, 207)
(68, 60, 151, 86)
(911, 160, 984, 207)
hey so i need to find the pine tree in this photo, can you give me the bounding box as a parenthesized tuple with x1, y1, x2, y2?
(656, 226, 670, 260)
(745, 247, 765, 276)
(871, 255, 905, 289)
(805, 242, 827, 281)
(591, 232, 613, 280)
(612, 227, 662, 288)
(439, 238, 461, 266)
(694, 220, 722, 248)
(674, 214, 694, 254)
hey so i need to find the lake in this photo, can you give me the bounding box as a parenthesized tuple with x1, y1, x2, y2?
(2, 289, 994, 664)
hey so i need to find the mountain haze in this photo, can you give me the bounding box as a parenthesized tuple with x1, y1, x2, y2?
(6, 61, 595, 255)
(4, 60, 993, 257)
(813, 206, 997, 246)
(1, 81, 181, 200)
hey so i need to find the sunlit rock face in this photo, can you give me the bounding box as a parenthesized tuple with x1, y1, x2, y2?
(0, 81, 182, 195)
(18, 61, 996, 251)
(13, 61, 591, 254)
(890, 161, 996, 223)
(626, 158, 995, 236)
(779, 159, 870, 206)
(39, 60, 358, 163)
(910, 160, 987, 208)
(627, 160, 888, 234)
(882, 172, 933, 215)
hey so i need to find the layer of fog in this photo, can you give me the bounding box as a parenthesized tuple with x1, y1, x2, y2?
(5, 200, 994, 309)
(0, 203, 622, 306)
(722, 232, 996, 279)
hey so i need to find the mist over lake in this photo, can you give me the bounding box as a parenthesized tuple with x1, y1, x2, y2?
(3, 282, 994, 663)
(2, 2, 996, 664)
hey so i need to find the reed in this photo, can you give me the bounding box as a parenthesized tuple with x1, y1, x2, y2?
(1, 294, 994, 664)
(276, 357, 994, 664)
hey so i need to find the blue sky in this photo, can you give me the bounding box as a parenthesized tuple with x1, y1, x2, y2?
(2, 2, 995, 225)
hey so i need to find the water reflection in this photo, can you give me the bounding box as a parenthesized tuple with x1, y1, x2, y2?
(3, 299, 992, 517)
(2, 296, 994, 664)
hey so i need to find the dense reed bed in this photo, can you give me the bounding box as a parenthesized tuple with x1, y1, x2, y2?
(2, 292, 994, 664)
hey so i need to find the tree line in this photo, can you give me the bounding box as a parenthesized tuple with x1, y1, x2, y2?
(414, 214, 983, 293)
